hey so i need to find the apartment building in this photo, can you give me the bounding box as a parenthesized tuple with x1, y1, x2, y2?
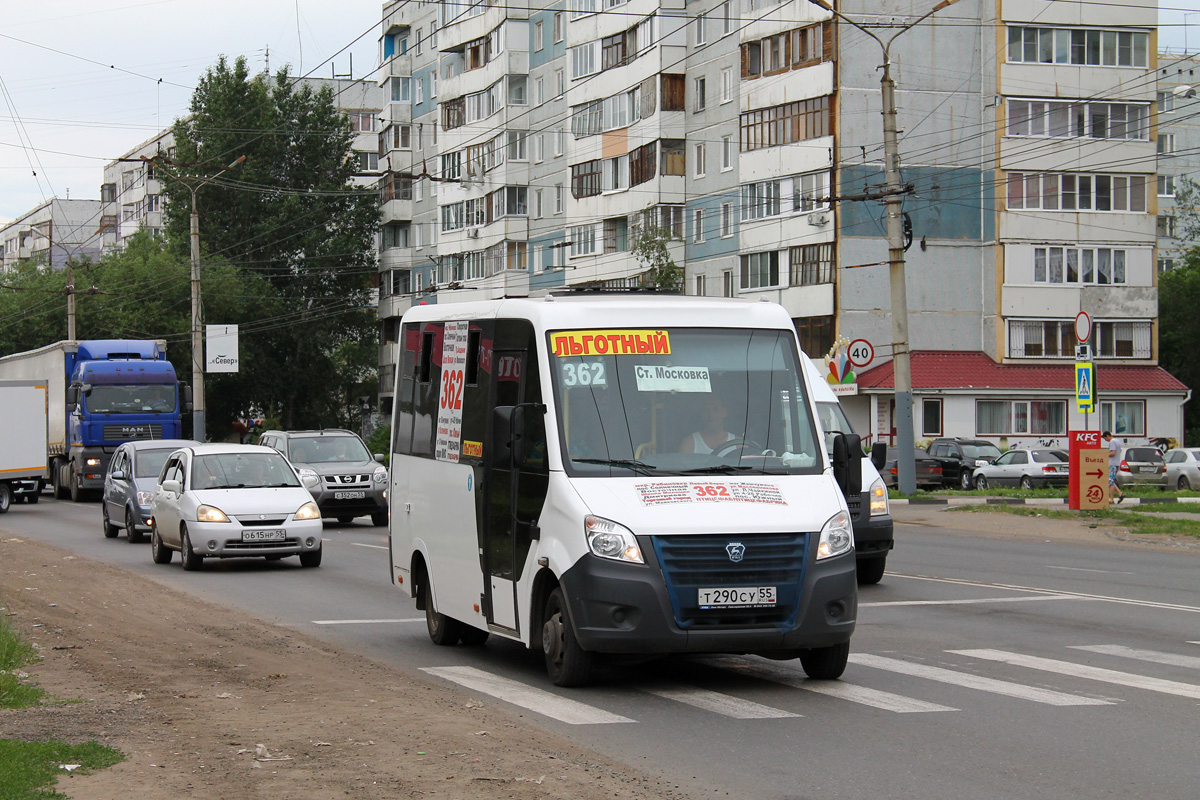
(1155, 52, 1199, 272)
(375, 0, 1188, 446)
(0, 198, 104, 272)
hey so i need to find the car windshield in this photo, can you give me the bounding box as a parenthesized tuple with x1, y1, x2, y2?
(135, 448, 177, 479)
(287, 436, 371, 464)
(85, 384, 176, 414)
(1031, 450, 1067, 463)
(190, 452, 300, 489)
(962, 443, 1002, 460)
(548, 327, 822, 476)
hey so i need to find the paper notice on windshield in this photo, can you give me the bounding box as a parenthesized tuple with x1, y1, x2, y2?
(635, 482, 787, 506)
(434, 321, 469, 462)
(634, 365, 711, 393)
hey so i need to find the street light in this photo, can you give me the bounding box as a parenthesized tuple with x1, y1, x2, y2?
(157, 155, 246, 443)
(808, 0, 961, 494)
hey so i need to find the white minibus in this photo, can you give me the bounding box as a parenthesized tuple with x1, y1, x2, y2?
(387, 294, 861, 686)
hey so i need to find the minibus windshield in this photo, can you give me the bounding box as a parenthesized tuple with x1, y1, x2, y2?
(548, 327, 822, 476)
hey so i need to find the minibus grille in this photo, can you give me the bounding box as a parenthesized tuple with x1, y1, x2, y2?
(651, 532, 808, 628)
(845, 494, 862, 522)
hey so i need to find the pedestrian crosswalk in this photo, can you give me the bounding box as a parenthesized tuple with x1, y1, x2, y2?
(421, 642, 1200, 725)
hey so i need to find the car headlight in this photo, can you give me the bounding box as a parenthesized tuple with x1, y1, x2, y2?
(373, 466, 388, 483)
(136, 491, 155, 507)
(975, 459, 988, 467)
(584, 515, 644, 564)
(868, 477, 889, 516)
(86, 457, 101, 467)
(293, 501, 321, 520)
(817, 510, 853, 560)
(196, 504, 229, 523)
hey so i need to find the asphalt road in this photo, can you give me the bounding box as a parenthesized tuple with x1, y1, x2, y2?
(3, 497, 1199, 800)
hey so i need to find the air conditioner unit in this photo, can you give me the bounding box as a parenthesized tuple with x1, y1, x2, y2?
(466, 228, 480, 239)
(808, 212, 829, 226)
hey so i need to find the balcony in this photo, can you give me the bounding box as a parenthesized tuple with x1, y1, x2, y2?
(380, 197, 413, 223)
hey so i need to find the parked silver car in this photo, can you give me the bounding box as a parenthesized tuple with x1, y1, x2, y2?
(970, 449, 1069, 490)
(257, 429, 388, 525)
(102, 439, 199, 542)
(1163, 448, 1200, 490)
(1114, 446, 1167, 489)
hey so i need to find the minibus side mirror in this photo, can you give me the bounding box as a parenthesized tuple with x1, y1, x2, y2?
(492, 406, 526, 470)
(832, 433, 863, 497)
(869, 442, 887, 471)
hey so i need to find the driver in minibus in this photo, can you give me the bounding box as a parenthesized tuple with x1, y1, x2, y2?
(678, 393, 737, 454)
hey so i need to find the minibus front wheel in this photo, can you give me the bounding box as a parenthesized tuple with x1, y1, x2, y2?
(421, 579, 463, 646)
(799, 641, 850, 680)
(542, 587, 592, 687)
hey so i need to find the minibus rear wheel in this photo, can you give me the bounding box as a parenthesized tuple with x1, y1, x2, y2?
(799, 641, 850, 680)
(542, 587, 592, 687)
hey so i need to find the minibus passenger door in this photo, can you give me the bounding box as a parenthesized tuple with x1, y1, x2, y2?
(483, 350, 529, 632)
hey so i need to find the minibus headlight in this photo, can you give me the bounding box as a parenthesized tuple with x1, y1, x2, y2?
(293, 501, 321, 520)
(817, 510, 853, 560)
(584, 515, 644, 564)
(196, 504, 230, 523)
(869, 477, 889, 516)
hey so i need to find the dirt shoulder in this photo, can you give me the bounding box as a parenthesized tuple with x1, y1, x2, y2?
(0, 535, 692, 800)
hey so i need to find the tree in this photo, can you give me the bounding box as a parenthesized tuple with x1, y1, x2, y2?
(1158, 248, 1200, 445)
(631, 227, 683, 291)
(1172, 177, 1200, 245)
(160, 56, 379, 435)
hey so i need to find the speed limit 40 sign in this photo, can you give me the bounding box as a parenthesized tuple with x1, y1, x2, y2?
(847, 339, 874, 368)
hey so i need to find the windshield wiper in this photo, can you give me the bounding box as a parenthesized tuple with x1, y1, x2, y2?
(572, 458, 657, 474)
(680, 465, 755, 474)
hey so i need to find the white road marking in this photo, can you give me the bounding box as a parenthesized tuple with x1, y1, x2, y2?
(1070, 644, 1200, 670)
(350, 543, 389, 550)
(421, 666, 633, 725)
(862, 595, 1083, 608)
(704, 657, 957, 713)
(849, 654, 1113, 706)
(1046, 566, 1134, 575)
(953, 649, 1200, 699)
(311, 618, 424, 625)
(641, 686, 798, 719)
(890, 573, 1200, 615)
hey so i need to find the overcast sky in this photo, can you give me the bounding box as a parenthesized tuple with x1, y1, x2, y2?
(0, 1, 1196, 224)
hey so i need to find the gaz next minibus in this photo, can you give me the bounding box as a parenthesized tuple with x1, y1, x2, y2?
(387, 294, 861, 686)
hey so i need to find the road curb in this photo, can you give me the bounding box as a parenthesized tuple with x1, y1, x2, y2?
(890, 496, 1200, 506)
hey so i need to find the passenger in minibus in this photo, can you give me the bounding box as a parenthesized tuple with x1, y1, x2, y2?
(678, 394, 737, 454)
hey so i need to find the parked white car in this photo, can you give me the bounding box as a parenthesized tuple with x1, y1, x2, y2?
(150, 444, 324, 570)
(1163, 448, 1200, 490)
(970, 449, 1069, 490)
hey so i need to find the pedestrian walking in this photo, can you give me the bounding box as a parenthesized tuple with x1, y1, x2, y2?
(1103, 430, 1125, 504)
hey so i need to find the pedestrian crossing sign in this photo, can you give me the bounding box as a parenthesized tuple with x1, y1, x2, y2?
(1075, 362, 1094, 411)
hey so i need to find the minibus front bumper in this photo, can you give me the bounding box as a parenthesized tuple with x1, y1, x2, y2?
(558, 533, 856, 655)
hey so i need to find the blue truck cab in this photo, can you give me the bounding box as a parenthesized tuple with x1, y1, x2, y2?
(63, 340, 188, 500)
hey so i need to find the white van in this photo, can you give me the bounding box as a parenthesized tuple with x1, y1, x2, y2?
(387, 294, 861, 686)
(802, 356, 893, 584)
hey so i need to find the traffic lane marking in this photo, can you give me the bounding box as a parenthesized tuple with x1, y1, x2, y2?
(640, 685, 799, 719)
(849, 654, 1114, 706)
(421, 666, 634, 725)
(312, 618, 424, 625)
(862, 595, 1087, 608)
(1070, 644, 1200, 670)
(953, 649, 1200, 699)
(1045, 566, 1135, 575)
(350, 543, 388, 550)
(888, 573, 1200, 614)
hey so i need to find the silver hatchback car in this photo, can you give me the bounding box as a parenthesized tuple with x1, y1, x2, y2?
(258, 429, 389, 525)
(102, 439, 200, 542)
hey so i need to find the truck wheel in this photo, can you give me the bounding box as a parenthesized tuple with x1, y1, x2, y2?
(151, 526, 173, 564)
(126, 508, 144, 543)
(69, 469, 81, 502)
(0, 484, 11, 514)
(857, 556, 886, 586)
(180, 526, 203, 571)
(102, 505, 119, 538)
(542, 587, 592, 687)
(800, 641, 850, 680)
(52, 464, 68, 500)
(26, 489, 39, 505)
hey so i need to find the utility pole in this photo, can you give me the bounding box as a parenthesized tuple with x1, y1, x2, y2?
(810, 0, 961, 494)
(66, 262, 76, 341)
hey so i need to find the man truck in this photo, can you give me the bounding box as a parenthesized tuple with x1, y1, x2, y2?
(0, 340, 189, 501)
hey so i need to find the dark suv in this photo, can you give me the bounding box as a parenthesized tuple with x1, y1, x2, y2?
(927, 438, 1003, 489)
(258, 429, 388, 525)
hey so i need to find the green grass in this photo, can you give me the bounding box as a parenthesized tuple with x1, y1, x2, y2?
(0, 613, 125, 797)
(0, 739, 124, 800)
(888, 485, 1200, 501)
(949, 504, 1200, 537)
(0, 614, 45, 709)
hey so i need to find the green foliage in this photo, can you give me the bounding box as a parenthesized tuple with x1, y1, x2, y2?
(631, 227, 683, 291)
(1158, 249, 1200, 445)
(159, 56, 379, 436)
(0, 739, 124, 799)
(1173, 176, 1200, 245)
(366, 424, 391, 466)
(0, 614, 45, 709)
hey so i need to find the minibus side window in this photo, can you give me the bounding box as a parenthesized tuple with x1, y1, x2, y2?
(459, 322, 491, 464)
(411, 323, 442, 458)
(393, 323, 420, 456)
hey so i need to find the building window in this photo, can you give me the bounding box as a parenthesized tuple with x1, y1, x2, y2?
(569, 224, 598, 256)
(555, 184, 564, 213)
(741, 180, 782, 220)
(1158, 215, 1177, 238)
(661, 140, 685, 175)
(662, 74, 685, 110)
(722, 1, 733, 35)
(535, 188, 543, 218)
(693, 142, 705, 177)
(1094, 320, 1152, 358)
(789, 243, 834, 286)
(793, 315, 833, 358)
(603, 154, 630, 192)
(740, 251, 781, 289)
(1007, 99, 1149, 140)
(1100, 400, 1145, 437)
(723, 271, 734, 297)
(535, 20, 544, 51)
(536, 77, 544, 105)
(571, 159, 602, 198)
(721, 202, 733, 237)
(1006, 27, 1149, 67)
(630, 141, 658, 187)
(351, 111, 377, 131)
(508, 75, 527, 105)
(1158, 175, 1176, 197)
(720, 67, 734, 104)
(695, 274, 706, 296)
(794, 170, 830, 211)
(570, 41, 599, 78)
(1032, 246, 1127, 285)
(1159, 256, 1176, 273)
(740, 96, 830, 152)
(741, 21, 831, 79)
(603, 216, 628, 252)
(554, 12, 564, 42)
(721, 135, 733, 170)
(1158, 134, 1176, 155)
(976, 400, 1066, 435)
(1158, 91, 1175, 113)
(1007, 172, 1146, 212)
(1007, 320, 1076, 358)
(921, 398, 943, 437)
(692, 208, 704, 243)
(390, 78, 411, 104)
(694, 76, 706, 111)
